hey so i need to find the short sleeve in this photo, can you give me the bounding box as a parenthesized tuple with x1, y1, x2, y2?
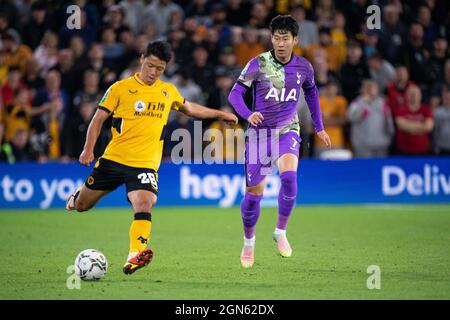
(170, 85, 185, 111)
(98, 82, 120, 113)
(238, 58, 259, 88)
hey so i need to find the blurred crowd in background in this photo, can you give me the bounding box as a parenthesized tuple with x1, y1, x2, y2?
(0, 0, 449, 164)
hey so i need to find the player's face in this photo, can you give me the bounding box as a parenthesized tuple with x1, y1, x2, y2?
(140, 54, 166, 85)
(271, 30, 298, 62)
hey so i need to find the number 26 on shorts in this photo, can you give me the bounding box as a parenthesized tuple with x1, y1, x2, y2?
(137, 172, 158, 190)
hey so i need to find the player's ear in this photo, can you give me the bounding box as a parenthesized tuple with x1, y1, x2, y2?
(293, 36, 299, 45)
(140, 54, 145, 65)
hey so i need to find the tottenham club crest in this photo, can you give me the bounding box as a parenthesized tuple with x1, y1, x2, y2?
(134, 100, 146, 112)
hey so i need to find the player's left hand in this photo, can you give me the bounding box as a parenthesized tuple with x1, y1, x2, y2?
(220, 112, 239, 126)
(317, 130, 331, 148)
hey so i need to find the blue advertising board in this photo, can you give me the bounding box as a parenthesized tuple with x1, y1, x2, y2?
(1, 157, 449, 209)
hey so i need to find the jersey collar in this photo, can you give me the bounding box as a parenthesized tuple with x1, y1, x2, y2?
(270, 49, 293, 66)
(134, 72, 159, 86)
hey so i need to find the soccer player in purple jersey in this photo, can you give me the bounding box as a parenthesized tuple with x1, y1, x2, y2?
(228, 15, 331, 268)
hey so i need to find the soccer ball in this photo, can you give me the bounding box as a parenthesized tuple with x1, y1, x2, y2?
(74, 249, 108, 281)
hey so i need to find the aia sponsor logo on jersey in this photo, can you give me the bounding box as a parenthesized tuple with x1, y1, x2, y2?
(264, 88, 297, 102)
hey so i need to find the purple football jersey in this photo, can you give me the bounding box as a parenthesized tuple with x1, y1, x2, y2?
(236, 50, 323, 132)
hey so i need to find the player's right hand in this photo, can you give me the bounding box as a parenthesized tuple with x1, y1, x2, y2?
(79, 150, 94, 166)
(247, 112, 264, 126)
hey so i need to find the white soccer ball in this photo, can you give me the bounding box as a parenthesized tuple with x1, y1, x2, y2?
(74, 249, 108, 281)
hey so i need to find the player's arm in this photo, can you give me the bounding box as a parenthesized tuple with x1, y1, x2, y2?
(228, 82, 264, 126)
(229, 58, 264, 126)
(79, 108, 110, 166)
(396, 116, 434, 134)
(178, 100, 238, 125)
(302, 64, 331, 148)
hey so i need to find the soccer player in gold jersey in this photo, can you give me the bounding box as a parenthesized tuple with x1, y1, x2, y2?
(66, 41, 238, 275)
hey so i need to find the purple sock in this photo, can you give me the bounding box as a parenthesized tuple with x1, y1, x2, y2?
(277, 171, 298, 230)
(241, 193, 263, 239)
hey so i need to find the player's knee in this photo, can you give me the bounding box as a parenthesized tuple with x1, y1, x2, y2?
(242, 192, 262, 210)
(245, 186, 264, 196)
(133, 199, 154, 213)
(280, 171, 298, 197)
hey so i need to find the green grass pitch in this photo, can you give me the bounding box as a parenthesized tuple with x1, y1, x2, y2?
(0, 205, 449, 299)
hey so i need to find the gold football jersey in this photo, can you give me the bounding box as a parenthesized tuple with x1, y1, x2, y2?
(98, 72, 185, 170)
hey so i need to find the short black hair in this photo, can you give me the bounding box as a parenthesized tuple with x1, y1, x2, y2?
(269, 15, 299, 37)
(143, 41, 172, 63)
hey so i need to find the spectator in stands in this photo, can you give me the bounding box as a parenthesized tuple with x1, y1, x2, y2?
(378, 4, 407, 64)
(142, 0, 184, 38)
(330, 11, 347, 64)
(432, 84, 450, 155)
(315, 0, 335, 28)
(206, 67, 234, 128)
(208, 3, 232, 52)
(205, 105, 244, 162)
(233, 26, 265, 67)
(59, 10, 96, 49)
(55, 49, 83, 99)
(306, 26, 343, 72)
(69, 36, 88, 71)
(0, 50, 7, 87)
(362, 28, 379, 60)
(340, 40, 370, 103)
(428, 37, 449, 84)
(0, 1, 19, 30)
(2, 29, 32, 75)
(386, 65, 415, 117)
(100, 27, 125, 65)
(348, 80, 394, 157)
(33, 31, 59, 78)
(61, 100, 103, 161)
(217, 47, 241, 80)
(430, 59, 450, 110)
(163, 112, 196, 160)
(401, 23, 431, 92)
(21, 1, 48, 51)
(342, 0, 367, 36)
(312, 50, 338, 89)
(170, 69, 205, 105)
(315, 81, 348, 156)
(1, 66, 26, 107)
(367, 52, 396, 92)
(168, 9, 185, 32)
(249, 2, 270, 29)
(119, 0, 145, 34)
(22, 58, 44, 96)
(185, 0, 211, 20)
(3, 87, 32, 142)
(102, 5, 129, 39)
(0, 128, 32, 163)
(86, 43, 116, 90)
(395, 85, 433, 155)
(204, 27, 221, 65)
(31, 69, 67, 160)
(417, 4, 439, 49)
(72, 69, 101, 113)
(225, 0, 251, 27)
(291, 5, 318, 49)
(188, 45, 216, 98)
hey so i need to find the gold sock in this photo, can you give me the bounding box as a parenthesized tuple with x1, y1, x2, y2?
(129, 212, 152, 254)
